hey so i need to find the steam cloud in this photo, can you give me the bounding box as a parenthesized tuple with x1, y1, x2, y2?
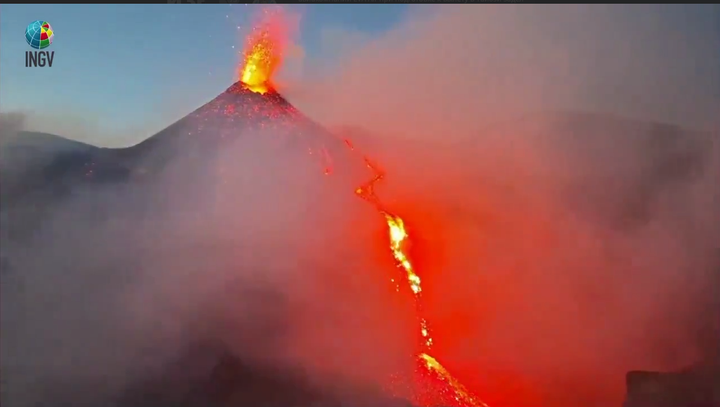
(2, 5, 720, 407)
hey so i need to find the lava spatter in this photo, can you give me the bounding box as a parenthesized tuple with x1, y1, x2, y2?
(238, 9, 291, 95)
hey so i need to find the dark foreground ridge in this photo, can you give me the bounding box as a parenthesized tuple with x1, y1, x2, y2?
(624, 364, 720, 407)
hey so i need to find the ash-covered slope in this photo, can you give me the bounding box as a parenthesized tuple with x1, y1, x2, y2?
(121, 82, 355, 179)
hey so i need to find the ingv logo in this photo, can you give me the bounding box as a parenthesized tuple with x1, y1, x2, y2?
(25, 20, 55, 68)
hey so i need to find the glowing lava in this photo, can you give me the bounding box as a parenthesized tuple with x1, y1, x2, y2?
(351, 144, 488, 407)
(234, 14, 489, 407)
(238, 11, 288, 94)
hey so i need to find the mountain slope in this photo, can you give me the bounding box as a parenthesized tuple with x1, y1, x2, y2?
(121, 82, 353, 178)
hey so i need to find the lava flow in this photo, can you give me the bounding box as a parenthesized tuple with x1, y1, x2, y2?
(352, 147, 489, 407)
(237, 12, 489, 407)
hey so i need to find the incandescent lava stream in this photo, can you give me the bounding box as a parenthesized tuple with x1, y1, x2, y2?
(235, 12, 490, 407)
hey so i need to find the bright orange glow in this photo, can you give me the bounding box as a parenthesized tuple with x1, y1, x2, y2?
(239, 11, 289, 94)
(351, 145, 489, 407)
(418, 353, 489, 407)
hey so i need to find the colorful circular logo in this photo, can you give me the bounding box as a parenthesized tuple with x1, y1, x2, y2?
(25, 20, 54, 50)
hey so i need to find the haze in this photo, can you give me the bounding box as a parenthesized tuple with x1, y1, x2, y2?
(2, 5, 719, 407)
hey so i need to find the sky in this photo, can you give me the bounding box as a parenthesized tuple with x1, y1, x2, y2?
(0, 4, 408, 147)
(1, 5, 718, 147)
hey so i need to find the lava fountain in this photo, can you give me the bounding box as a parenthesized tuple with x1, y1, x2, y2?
(239, 9, 292, 95)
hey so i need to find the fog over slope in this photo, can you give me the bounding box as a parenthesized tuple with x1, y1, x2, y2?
(0, 108, 414, 407)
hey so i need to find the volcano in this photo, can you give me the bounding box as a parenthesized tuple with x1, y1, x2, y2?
(9, 10, 719, 407)
(1, 10, 494, 406)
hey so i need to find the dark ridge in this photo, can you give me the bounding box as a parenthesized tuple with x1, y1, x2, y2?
(624, 367, 720, 407)
(3, 130, 97, 150)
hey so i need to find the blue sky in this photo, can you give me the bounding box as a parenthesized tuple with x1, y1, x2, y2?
(0, 4, 409, 146)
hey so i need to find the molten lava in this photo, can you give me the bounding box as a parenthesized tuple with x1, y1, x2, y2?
(353, 149, 489, 407)
(238, 11, 288, 94)
(234, 13, 490, 407)
(240, 33, 274, 94)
